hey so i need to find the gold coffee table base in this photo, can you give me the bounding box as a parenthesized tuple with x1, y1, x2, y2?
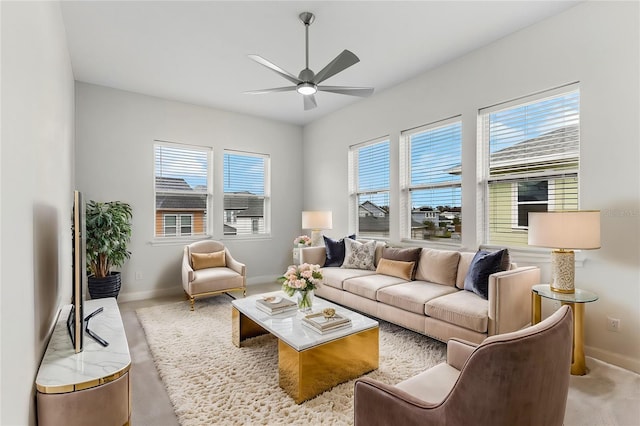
(232, 307, 379, 403)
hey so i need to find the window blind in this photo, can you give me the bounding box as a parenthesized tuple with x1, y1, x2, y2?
(154, 142, 211, 237)
(402, 119, 462, 242)
(351, 139, 390, 238)
(223, 151, 269, 236)
(481, 87, 580, 246)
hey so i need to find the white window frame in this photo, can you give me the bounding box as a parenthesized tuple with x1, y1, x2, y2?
(400, 116, 462, 245)
(349, 137, 390, 239)
(222, 149, 271, 238)
(163, 213, 194, 237)
(154, 141, 212, 241)
(480, 83, 580, 247)
(511, 180, 556, 229)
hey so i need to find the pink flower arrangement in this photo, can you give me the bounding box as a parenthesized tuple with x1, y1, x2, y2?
(279, 263, 323, 296)
(293, 235, 312, 247)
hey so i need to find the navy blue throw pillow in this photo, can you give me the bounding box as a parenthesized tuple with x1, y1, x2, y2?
(323, 234, 356, 267)
(463, 249, 509, 299)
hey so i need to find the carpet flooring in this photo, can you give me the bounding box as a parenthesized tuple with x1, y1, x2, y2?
(136, 295, 446, 425)
(125, 290, 640, 425)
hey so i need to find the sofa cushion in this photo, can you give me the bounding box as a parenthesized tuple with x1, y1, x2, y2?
(323, 234, 355, 267)
(342, 238, 377, 270)
(343, 274, 407, 301)
(425, 290, 489, 333)
(191, 251, 225, 270)
(377, 281, 458, 315)
(320, 267, 376, 290)
(415, 248, 461, 287)
(376, 258, 415, 281)
(381, 247, 422, 279)
(463, 249, 509, 299)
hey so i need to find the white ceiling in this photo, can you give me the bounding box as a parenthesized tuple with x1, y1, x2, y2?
(60, 1, 580, 126)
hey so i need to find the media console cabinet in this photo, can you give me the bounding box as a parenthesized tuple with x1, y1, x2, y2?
(35, 298, 131, 426)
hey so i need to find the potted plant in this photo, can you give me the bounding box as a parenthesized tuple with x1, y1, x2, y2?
(85, 200, 133, 299)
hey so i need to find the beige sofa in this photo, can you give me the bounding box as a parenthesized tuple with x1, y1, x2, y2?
(300, 245, 540, 344)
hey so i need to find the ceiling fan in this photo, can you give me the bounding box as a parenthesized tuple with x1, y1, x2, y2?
(245, 12, 374, 110)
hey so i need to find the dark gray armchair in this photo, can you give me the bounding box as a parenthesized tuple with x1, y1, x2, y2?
(354, 305, 573, 426)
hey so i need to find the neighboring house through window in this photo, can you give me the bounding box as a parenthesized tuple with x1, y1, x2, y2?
(480, 85, 580, 246)
(163, 214, 193, 236)
(154, 141, 211, 238)
(349, 138, 390, 238)
(223, 150, 270, 236)
(401, 117, 462, 242)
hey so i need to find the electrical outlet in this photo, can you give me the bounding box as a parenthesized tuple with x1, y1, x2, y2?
(607, 317, 620, 332)
(135, 271, 143, 281)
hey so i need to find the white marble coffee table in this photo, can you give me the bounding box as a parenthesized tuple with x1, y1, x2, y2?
(231, 291, 379, 403)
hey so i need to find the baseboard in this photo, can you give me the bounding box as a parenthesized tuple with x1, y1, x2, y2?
(116, 276, 280, 303)
(586, 345, 640, 374)
(116, 286, 184, 303)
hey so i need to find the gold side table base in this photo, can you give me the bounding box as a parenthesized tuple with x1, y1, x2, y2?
(232, 306, 379, 403)
(531, 292, 588, 375)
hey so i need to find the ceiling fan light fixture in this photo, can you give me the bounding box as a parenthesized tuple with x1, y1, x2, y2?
(297, 82, 317, 95)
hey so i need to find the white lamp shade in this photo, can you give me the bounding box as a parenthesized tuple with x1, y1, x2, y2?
(302, 211, 333, 230)
(528, 211, 601, 250)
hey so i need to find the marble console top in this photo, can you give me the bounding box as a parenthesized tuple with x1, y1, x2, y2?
(36, 298, 131, 393)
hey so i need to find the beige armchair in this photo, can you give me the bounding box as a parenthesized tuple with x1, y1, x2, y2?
(354, 305, 573, 426)
(182, 240, 246, 310)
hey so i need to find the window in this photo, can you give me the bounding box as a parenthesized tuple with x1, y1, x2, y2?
(163, 214, 193, 236)
(223, 150, 269, 236)
(401, 118, 462, 242)
(154, 142, 211, 238)
(481, 85, 580, 246)
(349, 138, 390, 238)
(515, 181, 548, 227)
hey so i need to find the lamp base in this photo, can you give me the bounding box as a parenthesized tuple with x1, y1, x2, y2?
(550, 249, 575, 293)
(310, 230, 324, 247)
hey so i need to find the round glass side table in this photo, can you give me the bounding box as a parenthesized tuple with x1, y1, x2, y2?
(531, 284, 598, 375)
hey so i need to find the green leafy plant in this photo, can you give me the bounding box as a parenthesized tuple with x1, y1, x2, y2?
(85, 200, 133, 278)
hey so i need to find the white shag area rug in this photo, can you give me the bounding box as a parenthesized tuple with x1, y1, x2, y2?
(137, 296, 446, 425)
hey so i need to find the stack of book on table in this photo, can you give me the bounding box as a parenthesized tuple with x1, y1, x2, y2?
(255, 297, 297, 315)
(302, 311, 352, 334)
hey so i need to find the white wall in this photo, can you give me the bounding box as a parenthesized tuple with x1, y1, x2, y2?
(303, 2, 640, 372)
(0, 2, 75, 425)
(75, 83, 303, 301)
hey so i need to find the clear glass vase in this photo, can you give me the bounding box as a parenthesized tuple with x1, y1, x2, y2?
(296, 289, 314, 312)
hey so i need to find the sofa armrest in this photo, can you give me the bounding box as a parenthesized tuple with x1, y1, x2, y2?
(487, 266, 540, 336)
(354, 377, 441, 426)
(446, 338, 477, 370)
(299, 246, 326, 266)
(182, 247, 194, 291)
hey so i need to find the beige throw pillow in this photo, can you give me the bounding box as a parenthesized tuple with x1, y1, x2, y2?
(191, 251, 226, 270)
(376, 258, 415, 281)
(341, 238, 376, 270)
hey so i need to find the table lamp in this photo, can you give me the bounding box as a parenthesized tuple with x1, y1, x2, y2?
(302, 211, 333, 247)
(528, 210, 601, 293)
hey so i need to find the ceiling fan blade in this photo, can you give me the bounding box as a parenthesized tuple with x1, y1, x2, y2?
(248, 54, 301, 85)
(318, 86, 375, 97)
(303, 94, 317, 110)
(313, 50, 360, 84)
(244, 86, 297, 95)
